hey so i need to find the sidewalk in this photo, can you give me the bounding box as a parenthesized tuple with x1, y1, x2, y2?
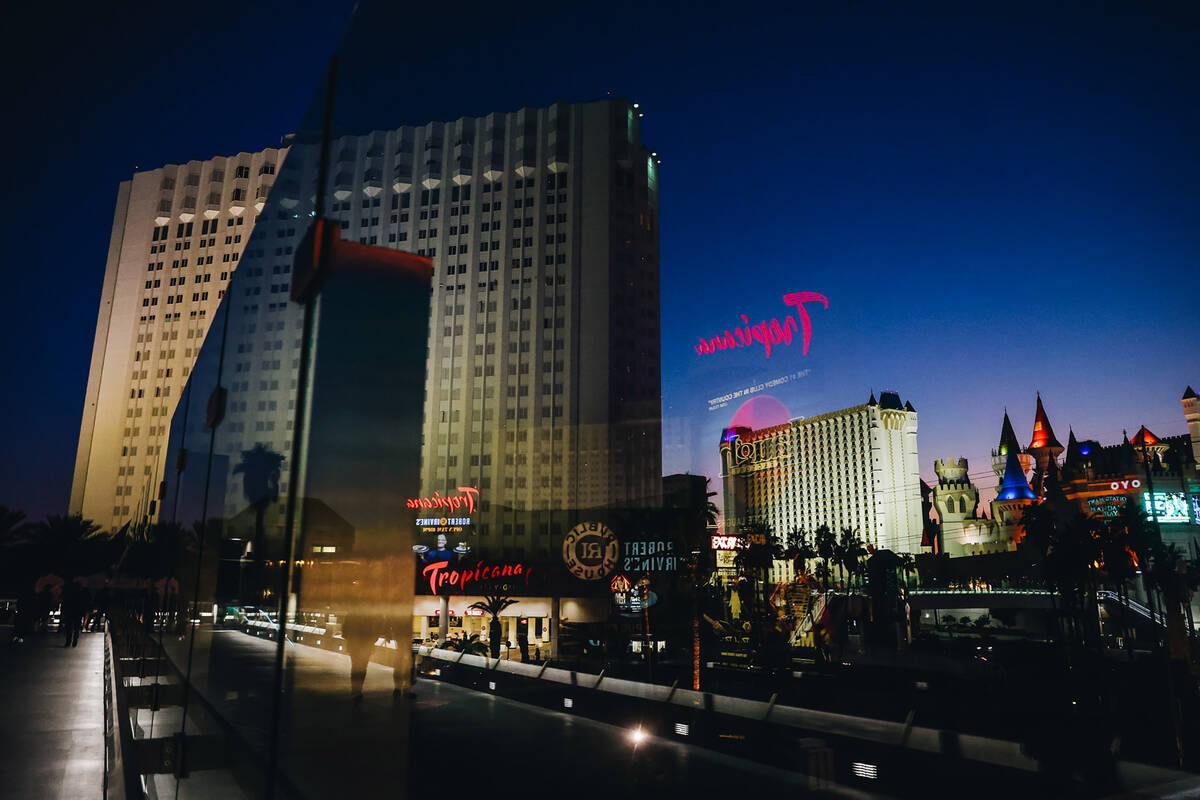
(0, 628, 105, 799)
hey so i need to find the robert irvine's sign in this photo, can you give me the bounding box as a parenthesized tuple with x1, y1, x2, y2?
(622, 540, 680, 572)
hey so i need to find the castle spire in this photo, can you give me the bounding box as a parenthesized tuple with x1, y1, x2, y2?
(1028, 392, 1062, 451)
(998, 410, 1021, 457)
(996, 449, 1037, 501)
(1061, 427, 1082, 478)
(1130, 425, 1159, 447)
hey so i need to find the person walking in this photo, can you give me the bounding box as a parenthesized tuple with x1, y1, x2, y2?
(60, 582, 83, 647)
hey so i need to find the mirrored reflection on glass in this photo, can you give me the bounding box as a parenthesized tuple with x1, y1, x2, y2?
(69, 2, 1200, 798)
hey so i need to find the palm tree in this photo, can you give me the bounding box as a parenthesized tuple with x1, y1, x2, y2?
(468, 595, 518, 658)
(233, 444, 285, 559)
(814, 525, 835, 591)
(837, 527, 867, 590)
(233, 444, 284, 601)
(732, 521, 778, 616)
(783, 528, 817, 576)
(0, 505, 30, 547)
(35, 513, 105, 579)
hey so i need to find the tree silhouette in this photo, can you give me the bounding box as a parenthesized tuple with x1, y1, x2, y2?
(837, 527, 868, 590)
(783, 528, 817, 575)
(441, 632, 489, 656)
(34, 514, 105, 579)
(814, 524, 835, 591)
(233, 444, 285, 599)
(468, 595, 518, 659)
(0, 505, 30, 547)
(733, 520, 780, 617)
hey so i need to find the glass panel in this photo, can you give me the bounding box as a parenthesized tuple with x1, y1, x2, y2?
(55, 2, 1197, 797)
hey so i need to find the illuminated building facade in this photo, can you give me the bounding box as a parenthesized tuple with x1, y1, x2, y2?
(933, 449, 1036, 557)
(71, 144, 287, 530)
(719, 391, 924, 560)
(74, 99, 660, 554)
(1059, 386, 1200, 554)
(415, 99, 661, 561)
(934, 388, 1200, 557)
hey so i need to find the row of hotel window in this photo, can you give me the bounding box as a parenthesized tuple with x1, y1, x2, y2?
(159, 164, 271, 190)
(151, 218, 245, 242)
(147, 255, 237, 271)
(141, 292, 221, 307)
(343, 217, 570, 235)
(145, 273, 225, 289)
(137, 311, 208, 325)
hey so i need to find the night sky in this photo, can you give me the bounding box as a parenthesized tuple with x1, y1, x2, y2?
(2, 0, 1197, 521)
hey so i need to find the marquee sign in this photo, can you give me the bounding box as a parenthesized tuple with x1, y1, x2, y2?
(416, 516, 472, 534)
(622, 540, 680, 572)
(694, 291, 828, 359)
(406, 486, 480, 513)
(562, 521, 619, 581)
(725, 435, 788, 467)
(1086, 495, 1127, 518)
(1144, 492, 1190, 524)
(711, 534, 739, 550)
(419, 559, 537, 596)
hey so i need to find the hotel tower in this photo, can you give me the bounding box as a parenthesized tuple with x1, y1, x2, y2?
(72, 99, 661, 559)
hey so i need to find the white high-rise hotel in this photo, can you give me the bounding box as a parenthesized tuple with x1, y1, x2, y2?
(71, 144, 287, 529)
(720, 391, 924, 555)
(72, 99, 662, 555)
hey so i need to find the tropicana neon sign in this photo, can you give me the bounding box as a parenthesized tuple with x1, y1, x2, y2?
(405, 486, 479, 514)
(694, 291, 828, 359)
(422, 559, 531, 594)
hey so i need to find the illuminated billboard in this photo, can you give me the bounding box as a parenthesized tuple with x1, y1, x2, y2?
(1086, 494, 1127, 517)
(1143, 492, 1191, 524)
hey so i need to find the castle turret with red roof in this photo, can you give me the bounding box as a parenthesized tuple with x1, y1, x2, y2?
(1027, 393, 1064, 492)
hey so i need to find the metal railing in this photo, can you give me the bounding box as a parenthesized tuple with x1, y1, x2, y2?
(104, 622, 145, 800)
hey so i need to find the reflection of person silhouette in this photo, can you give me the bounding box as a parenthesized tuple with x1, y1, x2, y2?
(60, 582, 84, 647)
(422, 533, 453, 564)
(343, 564, 413, 701)
(343, 609, 379, 702)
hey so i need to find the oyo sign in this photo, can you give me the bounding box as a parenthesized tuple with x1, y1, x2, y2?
(1109, 479, 1142, 491)
(711, 535, 739, 550)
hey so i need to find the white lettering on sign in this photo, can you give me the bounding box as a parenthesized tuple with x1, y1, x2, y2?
(1109, 479, 1142, 491)
(726, 436, 789, 467)
(711, 535, 739, 550)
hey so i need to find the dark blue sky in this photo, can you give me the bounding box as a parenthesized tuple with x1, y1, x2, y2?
(2, 0, 1197, 520)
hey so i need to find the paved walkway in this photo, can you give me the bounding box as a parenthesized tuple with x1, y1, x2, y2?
(0, 628, 105, 799)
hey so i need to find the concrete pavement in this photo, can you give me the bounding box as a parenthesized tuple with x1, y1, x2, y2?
(0, 628, 105, 800)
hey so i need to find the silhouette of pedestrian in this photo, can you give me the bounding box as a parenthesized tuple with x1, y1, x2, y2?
(61, 582, 83, 647)
(343, 610, 381, 701)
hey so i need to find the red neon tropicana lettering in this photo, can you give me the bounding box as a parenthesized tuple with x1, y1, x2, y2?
(695, 292, 828, 359)
(422, 559, 530, 594)
(405, 486, 479, 514)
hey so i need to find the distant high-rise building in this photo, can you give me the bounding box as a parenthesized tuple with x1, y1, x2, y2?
(719, 391, 924, 556)
(415, 100, 662, 559)
(70, 144, 286, 529)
